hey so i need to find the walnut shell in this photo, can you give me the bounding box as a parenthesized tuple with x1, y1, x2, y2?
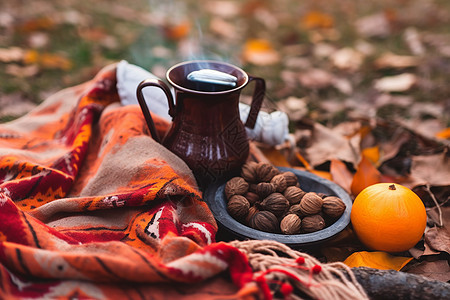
(256, 162, 279, 182)
(227, 195, 250, 221)
(250, 211, 279, 233)
(280, 214, 302, 235)
(287, 203, 303, 216)
(225, 177, 249, 200)
(322, 196, 346, 218)
(246, 206, 260, 225)
(241, 161, 258, 183)
(299, 192, 323, 215)
(283, 186, 306, 205)
(281, 171, 298, 187)
(255, 182, 275, 198)
(270, 174, 288, 193)
(244, 191, 260, 206)
(259, 193, 289, 217)
(301, 215, 325, 233)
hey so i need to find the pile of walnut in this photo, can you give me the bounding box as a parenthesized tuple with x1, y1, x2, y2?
(224, 162, 346, 234)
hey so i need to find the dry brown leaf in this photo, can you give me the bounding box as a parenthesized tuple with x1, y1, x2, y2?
(0, 47, 25, 62)
(355, 12, 391, 38)
(5, 64, 39, 78)
(277, 96, 307, 121)
(425, 226, 450, 254)
(242, 39, 280, 66)
(330, 48, 364, 71)
(209, 17, 237, 40)
(298, 68, 335, 89)
(304, 122, 361, 168)
(374, 73, 417, 92)
(410, 151, 450, 186)
(374, 52, 420, 69)
(205, 1, 241, 18)
(406, 259, 450, 282)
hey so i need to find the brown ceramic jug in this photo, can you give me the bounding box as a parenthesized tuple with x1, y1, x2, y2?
(136, 60, 265, 186)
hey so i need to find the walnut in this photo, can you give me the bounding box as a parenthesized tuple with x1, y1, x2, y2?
(280, 214, 301, 235)
(256, 162, 279, 182)
(255, 182, 275, 198)
(283, 186, 306, 205)
(250, 211, 279, 233)
(225, 177, 249, 200)
(287, 203, 303, 216)
(245, 206, 259, 225)
(227, 195, 250, 221)
(322, 196, 346, 218)
(299, 192, 323, 215)
(301, 215, 325, 233)
(244, 191, 260, 206)
(270, 174, 288, 193)
(281, 171, 298, 187)
(259, 193, 289, 217)
(241, 161, 258, 183)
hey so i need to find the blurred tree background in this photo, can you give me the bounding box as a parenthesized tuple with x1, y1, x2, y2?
(0, 0, 449, 134)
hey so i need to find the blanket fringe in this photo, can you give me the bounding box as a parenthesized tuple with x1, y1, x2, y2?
(230, 240, 369, 300)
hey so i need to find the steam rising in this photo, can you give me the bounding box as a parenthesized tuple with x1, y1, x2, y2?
(187, 69, 237, 87)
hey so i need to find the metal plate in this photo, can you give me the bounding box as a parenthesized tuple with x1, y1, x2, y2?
(204, 167, 352, 248)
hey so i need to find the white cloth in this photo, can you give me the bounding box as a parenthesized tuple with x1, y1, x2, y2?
(116, 60, 289, 146)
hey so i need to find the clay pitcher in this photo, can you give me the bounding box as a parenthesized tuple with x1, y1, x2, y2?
(136, 60, 265, 186)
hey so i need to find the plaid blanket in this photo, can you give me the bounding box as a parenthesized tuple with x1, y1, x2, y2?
(0, 64, 252, 299)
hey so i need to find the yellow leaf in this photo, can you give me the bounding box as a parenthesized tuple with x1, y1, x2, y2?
(344, 251, 413, 271)
(301, 11, 334, 29)
(24, 50, 72, 70)
(242, 39, 280, 66)
(361, 146, 380, 166)
(261, 147, 291, 167)
(436, 128, 450, 139)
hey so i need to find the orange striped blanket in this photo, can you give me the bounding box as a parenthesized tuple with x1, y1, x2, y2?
(0, 64, 253, 299)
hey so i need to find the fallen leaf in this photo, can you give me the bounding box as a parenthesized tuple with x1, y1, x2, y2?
(0, 47, 25, 62)
(330, 159, 353, 194)
(403, 27, 425, 56)
(410, 150, 450, 186)
(298, 68, 335, 89)
(330, 47, 364, 71)
(163, 20, 191, 40)
(16, 16, 55, 32)
(5, 64, 39, 78)
(301, 10, 334, 29)
(355, 12, 391, 38)
(374, 52, 420, 69)
(425, 226, 450, 254)
(344, 251, 413, 271)
(209, 17, 237, 40)
(304, 122, 361, 168)
(24, 50, 72, 70)
(361, 146, 380, 166)
(406, 259, 450, 282)
(242, 39, 280, 66)
(374, 73, 417, 92)
(351, 155, 381, 196)
(205, 0, 241, 18)
(277, 96, 308, 121)
(436, 128, 450, 139)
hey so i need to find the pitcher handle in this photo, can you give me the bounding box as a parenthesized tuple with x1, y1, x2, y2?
(136, 78, 175, 143)
(244, 76, 266, 129)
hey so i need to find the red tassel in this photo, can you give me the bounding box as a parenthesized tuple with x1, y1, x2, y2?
(280, 283, 293, 297)
(295, 257, 305, 265)
(312, 265, 322, 274)
(256, 275, 273, 300)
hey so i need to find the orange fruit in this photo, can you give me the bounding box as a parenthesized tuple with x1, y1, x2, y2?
(350, 183, 427, 252)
